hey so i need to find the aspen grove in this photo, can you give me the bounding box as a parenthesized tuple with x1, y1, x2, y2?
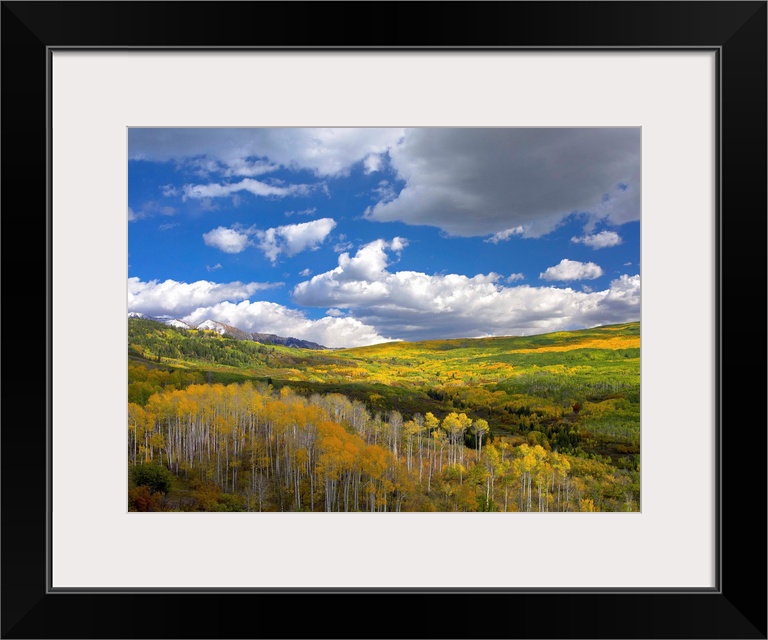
(128, 380, 638, 512)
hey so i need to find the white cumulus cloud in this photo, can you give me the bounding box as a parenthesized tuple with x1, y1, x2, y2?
(203, 227, 251, 254)
(255, 218, 336, 264)
(540, 259, 604, 281)
(571, 230, 623, 249)
(390, 236, 408, 253)
(296, 239, 393, 298)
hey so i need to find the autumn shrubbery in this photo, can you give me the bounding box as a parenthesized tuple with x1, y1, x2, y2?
(128, 485, 166, 512)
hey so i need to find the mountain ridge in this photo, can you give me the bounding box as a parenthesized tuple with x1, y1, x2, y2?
(127, 313, 329, 350)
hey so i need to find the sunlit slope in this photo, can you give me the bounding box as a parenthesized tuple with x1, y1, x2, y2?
(344, 322, 638, 357)
(330, 322, 639, 386)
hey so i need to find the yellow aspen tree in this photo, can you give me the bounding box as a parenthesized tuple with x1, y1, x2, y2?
(441, 413, 462, 466)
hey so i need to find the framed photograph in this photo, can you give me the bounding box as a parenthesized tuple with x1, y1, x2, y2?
(125, 125, 643, 517)
(3, 2, 765, 638)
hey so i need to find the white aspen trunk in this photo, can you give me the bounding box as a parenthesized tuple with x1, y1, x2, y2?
(418, 440, 423, 484)
(527, 473, 532, 512)
(520, 474, 525, 511)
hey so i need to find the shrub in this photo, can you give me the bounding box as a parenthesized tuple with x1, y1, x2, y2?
(129, 463, 172, 494)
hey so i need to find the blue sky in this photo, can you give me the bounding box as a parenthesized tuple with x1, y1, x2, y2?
(128, 128, 640, 348)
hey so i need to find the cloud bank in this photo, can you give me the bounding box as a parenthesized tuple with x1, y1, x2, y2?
(293, 240, 639, 341)
(127, 278, 279, 317)
(365, 128, 640, 238)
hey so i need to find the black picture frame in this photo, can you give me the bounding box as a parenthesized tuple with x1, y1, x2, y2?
(2, 2, 765, 638)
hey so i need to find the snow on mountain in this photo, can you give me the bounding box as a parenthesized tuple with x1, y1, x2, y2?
(166, 319, 193, 329)
(196, 319, 228, 334)
(195, 319, 253, 341)
(128, 312, 192, 329)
